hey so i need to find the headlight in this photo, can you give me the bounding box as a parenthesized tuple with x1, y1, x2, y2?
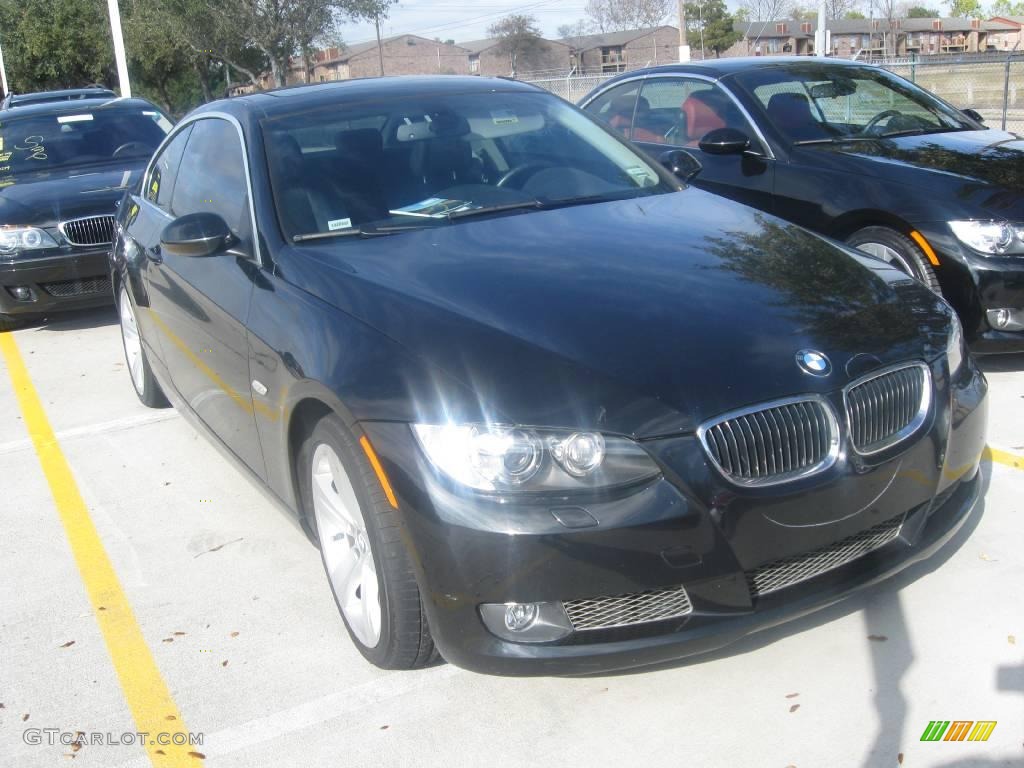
(948, 220, 1024, 256)
(946, 311, 965, 377)
(0, 226, 59, 256)
(412, 424, 660, 492)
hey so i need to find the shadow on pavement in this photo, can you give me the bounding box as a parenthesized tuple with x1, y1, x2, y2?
(16, 306, 117, 333)
(977, 352, 1024, 373)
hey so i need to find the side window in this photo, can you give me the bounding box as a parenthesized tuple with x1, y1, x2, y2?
(171, 119, 250, 237)
(642, 78, 756, 148)
(584, 83, 640, 139)
(145, 125, 192, 213)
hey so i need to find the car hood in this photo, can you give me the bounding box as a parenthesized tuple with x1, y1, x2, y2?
(279, 190, 954, 438)
(799, 129, 1024, 215)
(0, 162, 144, 225)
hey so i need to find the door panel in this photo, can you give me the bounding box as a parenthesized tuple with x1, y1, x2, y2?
(143, 118, 266, 477)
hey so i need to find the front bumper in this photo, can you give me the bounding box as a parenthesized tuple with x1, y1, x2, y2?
(361, 357, 988, 676)
(0, 250, 112, 318)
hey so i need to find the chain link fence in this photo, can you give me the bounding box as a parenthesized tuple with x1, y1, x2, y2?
(521, 56, 1024, 133)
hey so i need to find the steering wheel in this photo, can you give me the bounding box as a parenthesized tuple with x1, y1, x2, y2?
(496, 163, 552, 189)
(112, 141, 149, 158)
(863, 110, 903, 134)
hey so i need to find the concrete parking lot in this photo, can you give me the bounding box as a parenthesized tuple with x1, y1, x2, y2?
(1, 307, 1022, 768)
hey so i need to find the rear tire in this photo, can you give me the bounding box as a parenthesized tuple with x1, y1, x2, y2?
(0, 314, 20, 332)
(846, 226, 942, 295)
(117, 284, 169, 408)
(297, 413, 437, 670)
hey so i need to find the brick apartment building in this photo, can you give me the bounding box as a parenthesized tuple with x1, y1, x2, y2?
(562, 26, 680, 73)
(460, 37, 571, 76)
(731, 17, 1022, 58)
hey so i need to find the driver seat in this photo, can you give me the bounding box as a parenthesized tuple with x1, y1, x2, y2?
(766, 92, 822, 141)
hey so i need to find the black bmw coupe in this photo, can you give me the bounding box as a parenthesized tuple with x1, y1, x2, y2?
(110, 76, 987, 675)
(583, 57, 1024, 353)
(0, 96, 172, 330)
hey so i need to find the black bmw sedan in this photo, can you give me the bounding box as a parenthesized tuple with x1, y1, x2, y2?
(110, 76, 987, 675)
(0, 97, 171, 330)
(582, 57, 1024, 353)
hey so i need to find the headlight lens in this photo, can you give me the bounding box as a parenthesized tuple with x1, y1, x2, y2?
(948, 220, 1024, 255)
(946, 311, 965, 377)
(0, 226, 59, 256)
(412, 424, 659, 492)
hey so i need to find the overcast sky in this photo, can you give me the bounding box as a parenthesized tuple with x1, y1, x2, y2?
(335, 0, 671, 47)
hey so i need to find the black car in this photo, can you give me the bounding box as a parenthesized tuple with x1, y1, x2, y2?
(0, 86, 118, 110)
(581, 57, 1024, 353)
(111, 76, 986, 675)
(0, 97, 172, 330)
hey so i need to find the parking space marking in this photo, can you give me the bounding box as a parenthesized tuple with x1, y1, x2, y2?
(0, 410, 178, 455)
(982, 445, 1023, 471)
(0, 333, 203, 768)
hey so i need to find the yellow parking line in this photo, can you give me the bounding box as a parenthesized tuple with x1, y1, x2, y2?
(983, 445, 1023, 471)
(0, 333, 203, 768)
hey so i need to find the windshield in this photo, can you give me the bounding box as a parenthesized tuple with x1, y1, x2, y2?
(0, 106, 172, 174)
(262, 91, 675, 242)
(732, 64, 973, 144)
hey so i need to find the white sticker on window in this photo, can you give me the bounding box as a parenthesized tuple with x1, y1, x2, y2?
(491, 110, 519, 126)
(328, 218, 352, 231)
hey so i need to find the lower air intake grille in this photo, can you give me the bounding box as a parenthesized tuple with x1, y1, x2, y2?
(700, 397, 838, 486)
(846, 363, 930, 454)
(41, 275, 111, 297)
(60, 215, 116, 246)
(563, 585, 693, 631)
(747, 516, 904, 597)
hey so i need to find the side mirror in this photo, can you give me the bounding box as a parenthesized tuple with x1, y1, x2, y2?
(961, 108, 984, 125)
(659, 149, 702, 182)
(699, 127, 752, 155)
(160, 212, 234, 258)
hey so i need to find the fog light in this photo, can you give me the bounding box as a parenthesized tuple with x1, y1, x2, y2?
(8, 285, 33, 301)
(479, 601, 573, 643)
(987, 308, 1024, 331)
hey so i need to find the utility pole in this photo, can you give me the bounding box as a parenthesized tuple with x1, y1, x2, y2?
(375, 16, 385, 76)
(0, 36, 9, 97)
(678, 0, 691, 62)
(106, 0, 131, 97)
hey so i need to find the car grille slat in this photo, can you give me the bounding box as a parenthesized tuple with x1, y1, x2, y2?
(700, 397, 837, 486)
(562, 585, 694, 631)
(846, 363, 929, 454)
(40, 275, 111, 297)
(747, 515, 904, 596)
(60, 215, 116, 247)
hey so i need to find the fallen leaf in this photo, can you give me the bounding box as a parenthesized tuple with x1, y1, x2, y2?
(380, 725, 389, 730)
(155, 750, 165, 756)
(165, 715, 177, 721)
(59, 640, 75, 648)
(98, 606, 106, 611)
(22, 713, 29, 721)
(785, 692, 799, 699)
(221, 660, 228, 667)
(188, 751, 205, 759)
(0, 702, 5, 708)
(173, 632, 186, 636)
(898, 753, 904, 765)
(868, 635, 888, 642)
(1009, 635, 1016, 645)
(70, 743, 82, 753)
(193, 537, 243, 558)
(230, 631, 239, 637)
(789, 704, 800, 713)
(162, 638, 174, 643)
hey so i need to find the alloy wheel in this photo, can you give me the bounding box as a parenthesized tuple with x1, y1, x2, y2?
(854, 241, 916, 278)
(119, 287, 146, 395)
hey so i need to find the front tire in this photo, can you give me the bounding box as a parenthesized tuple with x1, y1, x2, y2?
(846, 226, 942, 294)
(298, 414, 437, 669)
(118, 284, 169, 408)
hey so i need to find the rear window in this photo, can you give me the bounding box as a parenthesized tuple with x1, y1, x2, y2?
(0, 107, 172, 175)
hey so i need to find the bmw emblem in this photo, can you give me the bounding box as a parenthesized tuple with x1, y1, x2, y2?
(796, 350, 831, 376)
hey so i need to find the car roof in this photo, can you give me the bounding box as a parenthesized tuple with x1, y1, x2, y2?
(614, 56, 870, 80)
(195, 75, 545, 120)
(3, 87, 117, 107)
(0, 96, 163, 119)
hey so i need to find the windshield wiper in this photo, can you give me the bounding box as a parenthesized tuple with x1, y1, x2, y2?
(445, 200, 545, 220)
(292, 221, 442, 242)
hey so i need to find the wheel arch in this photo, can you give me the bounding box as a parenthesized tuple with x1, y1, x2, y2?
(826, 209, 917, 241)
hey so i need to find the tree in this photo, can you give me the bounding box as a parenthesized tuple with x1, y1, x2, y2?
(584, 0, 673, 33)
(123, 0, 206, 113)
(487, 14, 544, 76)
(683, 0, 741, 58)
(989, 0, 1024, 14)
(344, 0, 397, 76)
(845, 10, 867, 17)
(0, 0, 114, 92)
(947, 0, 983, 16)
(738, 0, 793, 22)
(905, 5, 940, 15)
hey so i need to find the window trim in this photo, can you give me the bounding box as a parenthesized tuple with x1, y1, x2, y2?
(584, 73, 776, 160)
(142, 112, 264, 268)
